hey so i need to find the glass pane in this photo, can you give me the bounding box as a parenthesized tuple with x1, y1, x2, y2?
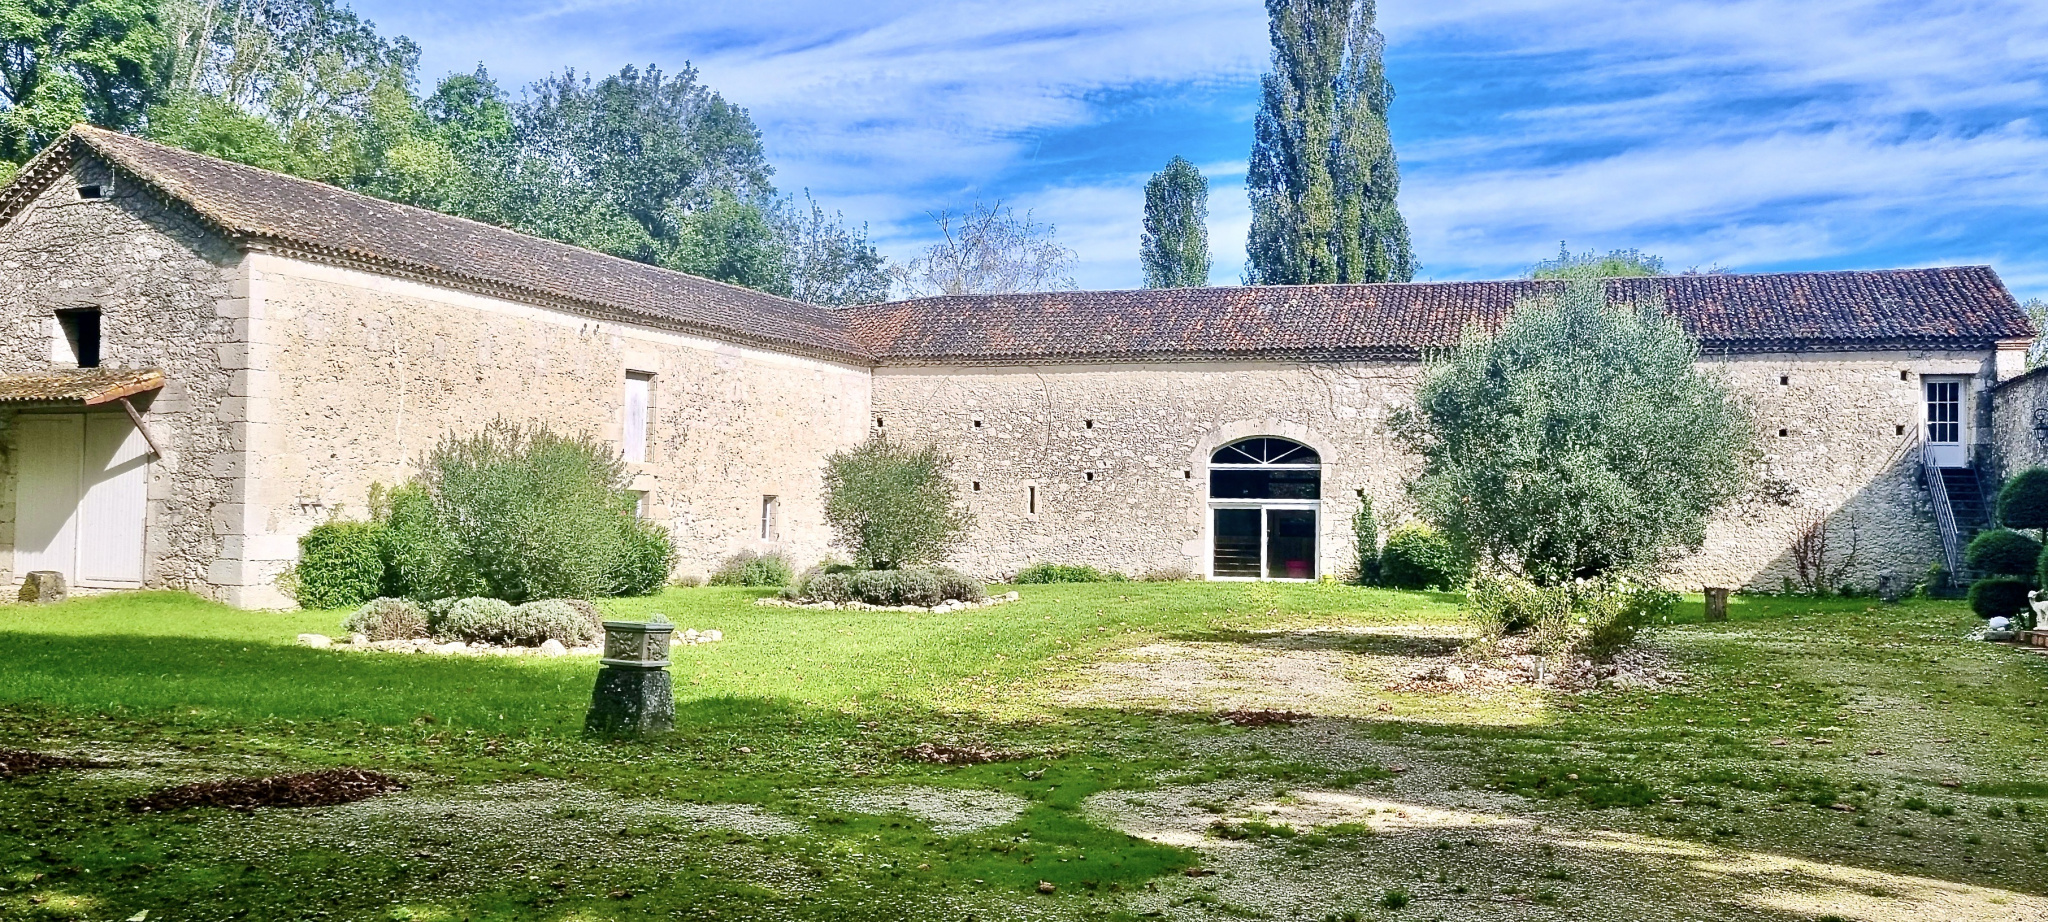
(1213, 508, 1262, 578)
(1210, 468, 1321, 500)
(1267, 509, 1317, 580)
(1210, 438, 1320, 466)
(1927, 382, 1961, 444)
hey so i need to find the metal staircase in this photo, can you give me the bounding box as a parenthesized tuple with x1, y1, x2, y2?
(1927, 462, 1991, 580)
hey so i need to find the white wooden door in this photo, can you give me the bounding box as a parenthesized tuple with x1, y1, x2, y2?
(1925, 378, 1967, 468)
(77, 414, 148, 586)
(15, 415, 84, 579)
(11, 413, 148, 587)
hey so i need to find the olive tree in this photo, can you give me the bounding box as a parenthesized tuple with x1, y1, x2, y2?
(821, 436, 973, 570)
(1395, 277, 1757, 584)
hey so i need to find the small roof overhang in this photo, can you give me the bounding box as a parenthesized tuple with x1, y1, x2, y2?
(0, 368, 164, 406)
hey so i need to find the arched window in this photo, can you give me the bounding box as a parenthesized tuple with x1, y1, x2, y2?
(1209, 437, 1321, 500)
(1207, 437, 1321, 580)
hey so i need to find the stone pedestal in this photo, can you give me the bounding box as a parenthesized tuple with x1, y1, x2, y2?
(1703, 587, 1729, 622)
(18, 571, 66, 604)
(585, 620, 675, 736)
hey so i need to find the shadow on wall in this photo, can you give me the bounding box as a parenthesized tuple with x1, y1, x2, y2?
(1711, 443, 1947, 596)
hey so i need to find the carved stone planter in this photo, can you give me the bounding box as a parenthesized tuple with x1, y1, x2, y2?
(585, 620, 675, 736)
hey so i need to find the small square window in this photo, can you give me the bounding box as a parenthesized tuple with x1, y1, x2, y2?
(1779, 375, 1790, 386)
(1901, 370, 1910, 381)
(1778, 428, 1789, 437)
(1895, 424, 1907, 436)
(972, 481, 981, 492)
(1085, 471, 1095, 482)
(56, 309, 100, 368)
(874, 417, 884, 428)
(972, 419, 983, 428)
(76, 184, 103, 200)
(1184, 470, 1193, 479)
(1084, 419, 1094, 429)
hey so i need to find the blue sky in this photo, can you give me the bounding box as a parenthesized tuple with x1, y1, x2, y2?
(349, 0, 2048, 300)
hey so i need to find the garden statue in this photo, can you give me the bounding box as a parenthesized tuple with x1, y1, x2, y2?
(585, 617, 676, 735)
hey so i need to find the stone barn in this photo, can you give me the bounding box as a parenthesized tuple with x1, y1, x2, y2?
(0, 127, 2033, 606)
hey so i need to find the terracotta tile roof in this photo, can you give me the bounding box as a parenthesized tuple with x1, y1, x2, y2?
(0, 367, 163, 404)
(846, 268, 2035, 364)
(25, 126, 864, 363)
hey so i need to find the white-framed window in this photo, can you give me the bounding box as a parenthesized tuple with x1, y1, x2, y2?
(1208, 437, 1322, 581)
(761, 495, 779, 541)
(630, 491, 649, 520)
(623, 371, 654, 462)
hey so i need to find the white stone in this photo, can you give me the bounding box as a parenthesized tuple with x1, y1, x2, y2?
(297, 633, 332, 648)
(348, 632, 370, 646)
(1443, 664, 1467, 684)
(703, 629, 722, 642)
(539, 639, 568, 656)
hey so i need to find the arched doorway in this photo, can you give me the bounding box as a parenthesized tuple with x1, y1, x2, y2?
(1208, 437, 1320, 580)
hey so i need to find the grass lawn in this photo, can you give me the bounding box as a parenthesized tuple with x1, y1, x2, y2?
(1, 584, 2045, 921)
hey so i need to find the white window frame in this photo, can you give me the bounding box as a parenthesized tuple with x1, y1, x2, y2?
(1923, 376, 1969, 468)
(1205, 438, 1322, 582)
(761, 495, 779, 541)
(622, 371, 654, 463)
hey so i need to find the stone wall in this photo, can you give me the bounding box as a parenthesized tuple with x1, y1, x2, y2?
(242, 254, 872, 603)
(1989, 366, 2048, 484)
(0, 154, 242, 595)
(873, 349, 1995, 592)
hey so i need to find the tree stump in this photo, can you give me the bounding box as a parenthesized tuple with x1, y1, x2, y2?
(17, 571, 66, 604)
(1704, 587, 1730, 622)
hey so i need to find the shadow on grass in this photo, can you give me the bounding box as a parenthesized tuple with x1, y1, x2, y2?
(1162, 626, 1467, 658)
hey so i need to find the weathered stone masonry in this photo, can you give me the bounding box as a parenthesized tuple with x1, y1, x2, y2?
(874, 349, 2002, 592)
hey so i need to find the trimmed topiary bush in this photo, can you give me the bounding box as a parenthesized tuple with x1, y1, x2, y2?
(296, 521, 389, 610)
(1379, 524, 1470, 591)
(1969, 576, 2032, 620)
(341, 597, 428, 642)
(709, 550, 795, 587)
(2000, 467, 2048, 533)
(1014, 563, 1126, 584)
(1965, 528, 2042, 578)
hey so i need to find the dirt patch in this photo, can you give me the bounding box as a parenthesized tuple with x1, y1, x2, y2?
(0, 747, 103, 778)
(1216, 709, 1311, 727)
(898, 742, 1038, 765)
(130, 769, 407, 812)
(1391, 641, 1686, 694)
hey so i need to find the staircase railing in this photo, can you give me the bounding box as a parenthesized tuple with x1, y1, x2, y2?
(1924, 444, 1967, 581)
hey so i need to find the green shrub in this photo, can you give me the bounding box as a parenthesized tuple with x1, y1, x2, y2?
(296, 521, 389, 610)
(391, 420, 669, 603)
(431, 597, 595, 646)
(1014, 563, 1126, 583)
(1352, 495, 1381, 586)
(561, 599, 603, 636)
(433, 597, 514, 642)
(340, 597, 428, 641)
(934, 569, 987, 602)
(1969, 577, 2032, 620)
(608, 518, 676, 596)
(821, 435, 974, 569)
(1379, 524, 1470, 591)
(709, 550, 796, 587)
(787, 568, 982, 606)
(1467, 576, 1571, 640)
(1466, 575, 1673, 658)
(1999, 468, 2048, 532)
(1966, 529, 2042, 578)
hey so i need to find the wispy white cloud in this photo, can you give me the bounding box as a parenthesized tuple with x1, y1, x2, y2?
(351, 0, 2048, 298)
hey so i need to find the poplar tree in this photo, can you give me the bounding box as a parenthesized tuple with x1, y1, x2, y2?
(1140, 156, 1210, 288)
(1245, 0, 1412, 285)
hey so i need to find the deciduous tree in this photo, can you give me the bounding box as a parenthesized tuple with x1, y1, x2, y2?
(1395, 277, 1757, 584)
(894, 201, 1076, 297)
